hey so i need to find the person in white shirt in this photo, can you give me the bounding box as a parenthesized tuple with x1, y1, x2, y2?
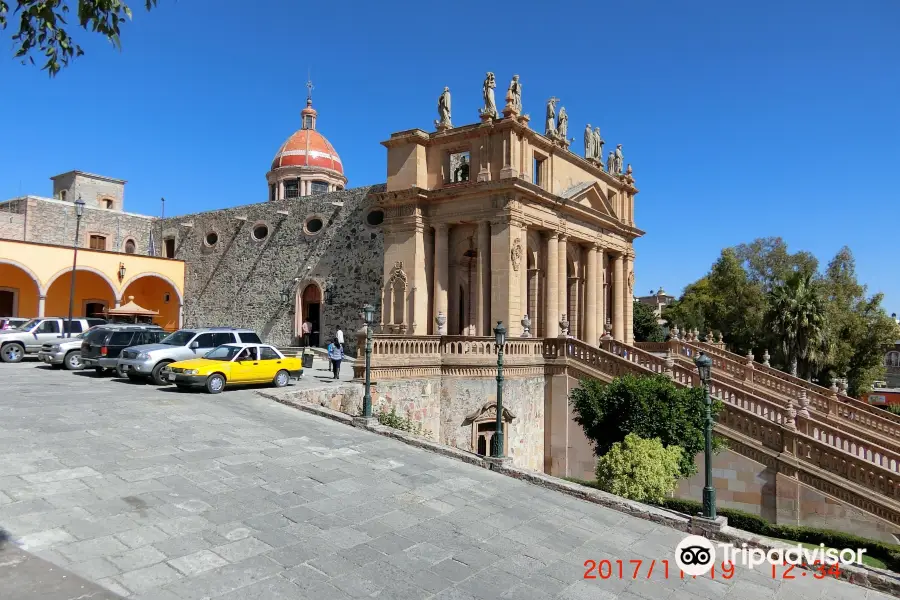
(335, 326, 344, 350)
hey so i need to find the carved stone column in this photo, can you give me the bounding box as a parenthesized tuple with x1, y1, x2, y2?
(557, 234, 568, 336)
(528, 268, 540, 336)
(519, 225, 528, 327)
(476, 221, 490, 336)
(624, 251, 635, 345)
(545, 232, 559, 338)
(567, 276, 579, 339)
(596, 246, 605, 345)
(433, 224, 449, 335)
(585, 244, 598, 345)
(612, 253, 624, 341)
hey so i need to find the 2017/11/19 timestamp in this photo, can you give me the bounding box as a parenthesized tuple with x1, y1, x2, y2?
(582, 559, 842, 580)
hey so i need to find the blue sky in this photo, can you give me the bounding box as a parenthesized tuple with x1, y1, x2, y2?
(1, 0, 897, 312)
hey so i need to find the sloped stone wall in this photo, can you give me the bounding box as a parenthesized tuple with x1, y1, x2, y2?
(153, 186, 386, 352)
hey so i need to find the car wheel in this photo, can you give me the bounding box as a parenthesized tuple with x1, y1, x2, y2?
(205, 373, 225, 394)
(150, 362, 172, 386)
(0, 343, 24, 364)
(273, 369, 290, 388)
(64, 352, 83, 370)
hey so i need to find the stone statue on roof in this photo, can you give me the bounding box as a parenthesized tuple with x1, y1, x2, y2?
(435, 87, 452, 130)
(545, 98, 557, 136)
(584, 124, 593, 159)
(479, 72, 498, 119)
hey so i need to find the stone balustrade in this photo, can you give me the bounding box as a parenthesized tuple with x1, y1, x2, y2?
(689, 339, 900, 429)
(351, 333, 900, 524)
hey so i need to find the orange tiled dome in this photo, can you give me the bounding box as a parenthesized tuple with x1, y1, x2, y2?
(270, 100, 343, 175)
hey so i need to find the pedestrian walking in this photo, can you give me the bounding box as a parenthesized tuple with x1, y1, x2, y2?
(327, 338, 344, 379)
(301, 318, 312, 348)
(335, 325, 344, 350)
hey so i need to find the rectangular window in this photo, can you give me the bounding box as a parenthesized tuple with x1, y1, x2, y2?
(62, 320, 83, 334)
(109, 332, 135, 346)
(449, 151, 470, 183)
(310, 181, 329, 194)
(164, 238, 175, 258)
(192, 333, 217, 349)
(269, 184, 276, 201)
(238, 332, 262, 344)
(59, 190, 67, 201)
(89, 235, 107, 250)
(38, 320, 60, 334)
(284, 180, 300, 198)
(211, 332, 237, 347)
(260, 347, 280, 360)
(533, 155, 546, 188)
(303, 115, 313, 129)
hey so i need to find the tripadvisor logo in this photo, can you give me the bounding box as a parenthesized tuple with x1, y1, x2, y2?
(674, 535, 866, 576)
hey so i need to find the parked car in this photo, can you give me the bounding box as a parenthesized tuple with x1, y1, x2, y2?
(1, 317, 29, 330)
(0, 317, 107, 363)
(80, 324, 167, 374)
(37, 328, 98, 370)
(116, 327, 262, 385)
(164, 343, 302, 394)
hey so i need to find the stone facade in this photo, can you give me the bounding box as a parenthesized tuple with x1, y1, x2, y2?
(152, 185, 386, 352)
(50, 171, 126, 211)
(0, 196, 154, 254)
(676, 448, 900, 543)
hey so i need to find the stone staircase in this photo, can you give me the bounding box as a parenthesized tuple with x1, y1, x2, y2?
(548, 336, 900, 533)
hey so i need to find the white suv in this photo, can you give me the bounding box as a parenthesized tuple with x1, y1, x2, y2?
(0, 317, 107, 363)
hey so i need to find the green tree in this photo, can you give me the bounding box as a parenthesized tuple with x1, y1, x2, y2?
(662, 277, 712, 333)
(0, 0, 158, 75)
(819, 247, 899, 395)
(734, 237, 819, 291)
(595, 434, 683, 504)
(569, 373, 722, 477)
(633, 300, 664, 342)
(764, 271, 829, 378)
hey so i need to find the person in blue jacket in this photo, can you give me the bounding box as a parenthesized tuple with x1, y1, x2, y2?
(327, 338, 344, 380)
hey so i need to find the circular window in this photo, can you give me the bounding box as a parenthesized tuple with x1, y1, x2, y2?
(366, 209, 385, 227)
(252, 223, 269, 241)
(205, 231, 218, 246)
(304, 217, 323, 234)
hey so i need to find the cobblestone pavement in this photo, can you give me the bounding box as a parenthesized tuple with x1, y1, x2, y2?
(0, 361, 884, 599)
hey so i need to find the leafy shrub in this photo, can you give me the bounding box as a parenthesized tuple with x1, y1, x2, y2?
(885, 404, 900, 416)
(570, 374, 723, 477)
(595, 434, 683, 504)
(375, 405, 432, 438)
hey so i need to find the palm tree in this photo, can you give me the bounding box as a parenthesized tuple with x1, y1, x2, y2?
(765, 271, 829, 379)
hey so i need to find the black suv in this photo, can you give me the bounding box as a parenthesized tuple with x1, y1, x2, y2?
(81, 324, 167, 374)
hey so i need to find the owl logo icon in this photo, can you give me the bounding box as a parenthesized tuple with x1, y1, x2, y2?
(675, 535, 716, 577)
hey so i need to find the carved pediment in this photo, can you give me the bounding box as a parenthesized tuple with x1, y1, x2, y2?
(562, 181, 617, 219)
(461, 400, 516, 426)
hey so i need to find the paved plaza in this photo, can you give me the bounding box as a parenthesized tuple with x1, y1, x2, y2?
(0, 361, 885, 599)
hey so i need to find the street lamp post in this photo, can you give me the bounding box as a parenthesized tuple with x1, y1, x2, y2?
(66, 197, 86, 338)
(491, 321, 506, 458)
(361, 303, 375, 418)
(693, 351, 716, 519)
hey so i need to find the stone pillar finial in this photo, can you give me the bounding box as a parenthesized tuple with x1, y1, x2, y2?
(671, 325, 680, 340)
(663, 350, 675, 380)
(559, 314, 569, 338)
(762, 349, 771, 367)
(602, 318, 613, 340)
(435, 311, 447, 336)
(745, 349, 755, 364)
(784, 397, 797, 430)
(797, 389, 810, 419)
(520, 314, 532, 338)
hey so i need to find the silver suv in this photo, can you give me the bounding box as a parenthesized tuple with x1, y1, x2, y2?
(0, 317, 107, 363)
(116, 327, 262, 385)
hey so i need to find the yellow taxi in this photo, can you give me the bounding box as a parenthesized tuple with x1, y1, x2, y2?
(163, 343, 303, 394)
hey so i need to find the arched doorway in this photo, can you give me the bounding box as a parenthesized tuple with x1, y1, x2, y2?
(122, 274, 182, 331)
(44, 269, 117, 319)
(296, 283, 322, 347)
(0, 262, 41, 317)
